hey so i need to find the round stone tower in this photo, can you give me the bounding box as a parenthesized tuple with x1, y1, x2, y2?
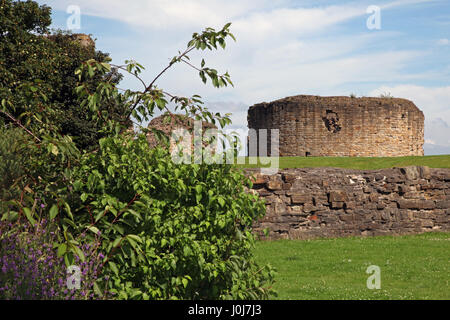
(247, 95, 424, 157)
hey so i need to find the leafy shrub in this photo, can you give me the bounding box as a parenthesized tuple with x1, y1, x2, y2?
(0, 0, 129, 151)
(66, 134, 275, 299)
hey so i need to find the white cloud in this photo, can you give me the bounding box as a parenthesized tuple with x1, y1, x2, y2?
(231, 5, 367, 44)
(41, 0, 278, 29)
(437, 38, 449, 45)
(41, 0, 435, 31)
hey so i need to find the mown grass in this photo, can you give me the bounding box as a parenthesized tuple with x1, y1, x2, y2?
(254, 232, 450, 300)
(237, 155, 450, 170)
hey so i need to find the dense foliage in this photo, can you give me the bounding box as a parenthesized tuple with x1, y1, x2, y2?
(0, 0, 129, 151)
(1, 0, 275, 300)
(67, 134, 273, 299)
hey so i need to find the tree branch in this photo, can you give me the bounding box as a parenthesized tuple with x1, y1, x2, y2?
(127, 46, 196, 117)
(0, 109, 41, 142)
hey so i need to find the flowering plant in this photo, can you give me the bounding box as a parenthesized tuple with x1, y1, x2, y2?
(0, 218, 110, 300)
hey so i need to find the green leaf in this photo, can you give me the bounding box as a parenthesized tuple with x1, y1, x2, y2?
(93, 282, 102, 297)
(101, 62, 111, 72)
(87, 226, 100, 235)
(183, 246, 192, 257)
(73, 245, 86, 262)
(195, 185, 203, 194)
(57, 243, 67, 257)
(64, 252, 74, 267)
(109, 261, 119, 276)
(112, 237, 122, 248)
(23, 207, 36, 226)
(127, 234, 143, 243)
(63, 202, 74, 221)
(80, 193, 88, 202)
(49, 204, 58, 220)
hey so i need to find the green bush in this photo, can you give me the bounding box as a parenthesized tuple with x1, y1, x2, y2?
(67, 134, 275, 299)
(0, 0, 129, 151)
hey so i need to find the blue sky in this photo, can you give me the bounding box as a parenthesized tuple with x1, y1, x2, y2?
(37, 0, 449, 154)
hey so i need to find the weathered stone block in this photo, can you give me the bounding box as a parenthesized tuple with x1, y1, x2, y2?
(257, 189, 272, 197)
(282, 173, 297, 183)
(344, 201, 356, 210)
(397, 199, 436, 210)
(303, 203, 316, 213)
(400, 166, 420, 181)
(436, 200, 450, 209)
(331, 201, 345, 209)
(398, 184, 408, 194)
(291, 193, 312, 204)
(339, 214, 354, 222)
(250, 174, 269, 185)
(369, 193, 379, 202)
(328, 190, 348, 202)
(282, 183, 292, 190)
(267, 180, 283, 191)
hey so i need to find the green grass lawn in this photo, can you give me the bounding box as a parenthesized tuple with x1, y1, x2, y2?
(254, 232, 450, 300)
(237, 154, 450, 170)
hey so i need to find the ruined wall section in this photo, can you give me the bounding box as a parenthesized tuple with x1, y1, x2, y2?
(245, 167, 450, 240)
(248, 95, 425, 157)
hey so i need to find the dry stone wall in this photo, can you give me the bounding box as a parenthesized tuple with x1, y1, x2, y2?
(247, 95, 425, 157)
(245, 166, 450, 240)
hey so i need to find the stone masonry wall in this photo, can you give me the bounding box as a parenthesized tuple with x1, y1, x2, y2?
(245, 167, 450, 240)
(247, 95, 425, 157)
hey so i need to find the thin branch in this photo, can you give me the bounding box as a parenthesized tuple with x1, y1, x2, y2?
(127, 46, 196, 117)
(180, 58, 202, 72)
(0, 109, 41, 142)
(147, 46, 195, 91)
(110, 64, 147, 90)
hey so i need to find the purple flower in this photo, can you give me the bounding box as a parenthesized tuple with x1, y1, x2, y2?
(1, 219, 104, 300)
(40, 204, 45, 208)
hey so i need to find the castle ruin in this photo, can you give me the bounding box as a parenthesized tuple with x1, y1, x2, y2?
(248, 95, 425, 157)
